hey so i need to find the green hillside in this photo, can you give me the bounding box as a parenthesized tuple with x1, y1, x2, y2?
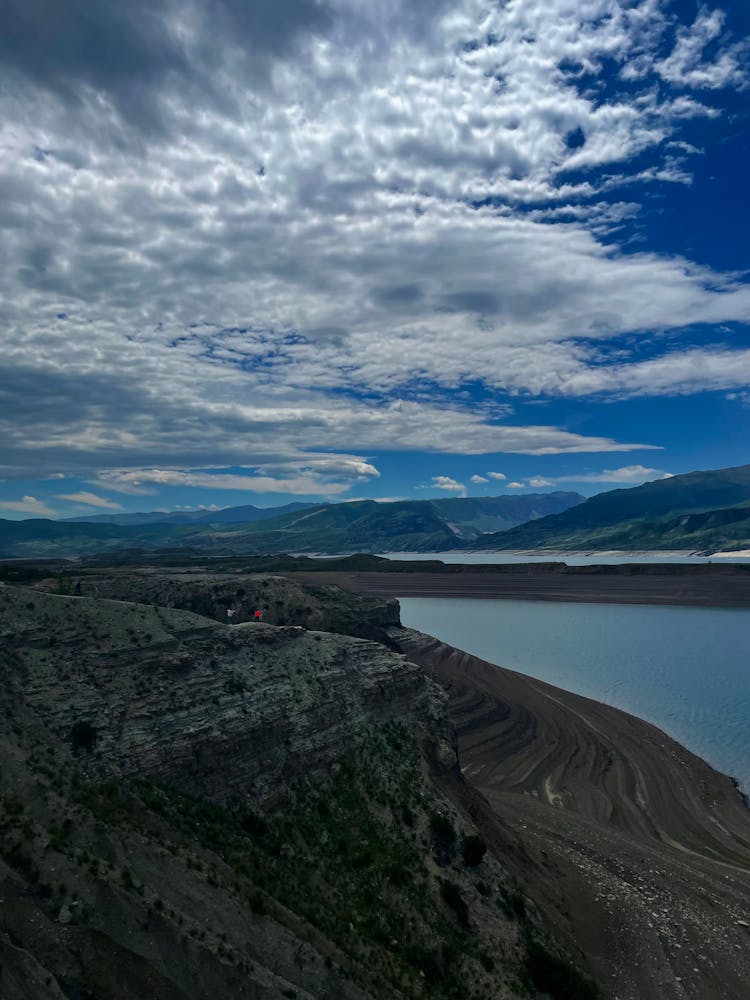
(219, 499, 461, 553)
(430, 492, 582, 539)
(0, 492, 582, 558)
(472, 465, 750, 553)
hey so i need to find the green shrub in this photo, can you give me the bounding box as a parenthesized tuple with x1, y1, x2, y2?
(70, 720, 97, 755)
(429, 812, 455, 842)
(461, 834, 487, 867)
(241, 810, 267, 838)
(429, 812, 456, 864)
(403, 945, 444, 985)
(440, 879, 470, 928)
(499, 887, 527, 922)
(525, 941, 601, 1000)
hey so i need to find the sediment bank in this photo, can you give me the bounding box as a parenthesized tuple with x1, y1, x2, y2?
(286, 563, 750, 608)
(390, 626, 750, 1000)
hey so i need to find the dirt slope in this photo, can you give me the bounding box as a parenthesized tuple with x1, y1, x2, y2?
(390, 627, 750, 1000)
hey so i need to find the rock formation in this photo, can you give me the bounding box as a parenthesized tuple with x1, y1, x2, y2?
(1, 581, 590, 1000)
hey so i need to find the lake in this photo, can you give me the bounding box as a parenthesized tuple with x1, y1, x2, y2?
(399, 597, 750, 791)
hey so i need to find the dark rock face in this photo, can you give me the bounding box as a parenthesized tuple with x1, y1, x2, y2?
(1, 584, 444, 807)
(62, 570, 401, 634)
(0, 582, 540, 1000)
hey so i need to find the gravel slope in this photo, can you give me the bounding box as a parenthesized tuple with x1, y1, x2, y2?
(391, 627, 750, 1000)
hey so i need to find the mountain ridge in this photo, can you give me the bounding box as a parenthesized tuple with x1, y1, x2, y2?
(470, 463, 750, 553)
(0, 492, 583, 558)
(62, 500, 318, 526)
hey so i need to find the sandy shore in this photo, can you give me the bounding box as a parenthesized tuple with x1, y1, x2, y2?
(392, 626, 750, 999)
(286, 564, 750, 608)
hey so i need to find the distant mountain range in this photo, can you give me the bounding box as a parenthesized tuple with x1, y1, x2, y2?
(473, 464, 750, 553)
(7, 464, 750, 559)
(63, 501, 317, 526)
(0, 492, 582, 558)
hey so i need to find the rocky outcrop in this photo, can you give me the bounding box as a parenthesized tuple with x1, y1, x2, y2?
(49, 570, 402, 636)
(0, 584, 445, 807)
(0, 582, 560, 1000)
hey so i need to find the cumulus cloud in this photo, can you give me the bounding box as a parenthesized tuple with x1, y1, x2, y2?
(0, 380, 656, 482)
(56, 491, 124, 509)
(0, 495, 56, 516)
(654, 9, 748, 90)
(470, 474, 489, 484)
(0, 0, 747, 490)
(95, 462, 380, 497)
(553, 348, 750, 398)
(563, 465, 673, 484)
(530, 465, 672, 485)
(487, 472, 507, 481)
(528, 476, 554, 487)
(431, 475, 466, 495)
(507, 482, 526, 489)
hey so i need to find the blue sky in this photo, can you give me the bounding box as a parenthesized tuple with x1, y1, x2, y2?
(1, 0, 748, 518)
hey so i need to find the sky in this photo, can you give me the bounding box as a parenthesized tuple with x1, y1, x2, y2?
(1, 0, 749, 518)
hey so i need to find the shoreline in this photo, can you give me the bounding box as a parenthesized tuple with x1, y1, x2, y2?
(285, 564, 750, 608)
(393, 626, 750, 998)
(465, 548, 750, 558)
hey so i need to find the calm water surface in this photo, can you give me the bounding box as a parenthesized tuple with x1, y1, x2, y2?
(399, 597, 750, 790)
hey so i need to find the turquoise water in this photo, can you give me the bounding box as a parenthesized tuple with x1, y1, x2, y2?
(399, 597, 750, 790)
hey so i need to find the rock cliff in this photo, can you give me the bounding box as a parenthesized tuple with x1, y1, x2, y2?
(49, 569, 402, 642)
(1, 584, 440, 807)
(1, 581, 590, 1000)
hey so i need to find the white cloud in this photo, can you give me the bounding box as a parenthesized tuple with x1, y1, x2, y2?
(528, 476, 554, 487)
(96, 463, 380, 497)
(487, 472, 507, 481)
(432, 475, 466, 494)
(534, 464, 672, 485)
(575, 465, 673, 483)
(553, 348, 750, 399)
(726, 391, 750, 408)
(0, 495, 55, 516)
(655, 9, 747, 90)
(56, 491, 124, 509)
(0, 0, 747, 487)
(507, 481, 526, 489)
(470, 474, 488, 484)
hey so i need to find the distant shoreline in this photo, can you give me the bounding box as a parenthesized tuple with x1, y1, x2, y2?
(285, 563, 750, 608)
(379, 548, 750, 561)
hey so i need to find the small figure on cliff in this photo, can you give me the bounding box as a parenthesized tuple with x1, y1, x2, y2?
(254, 609, 262, 622)
(226, 607, 235, 624)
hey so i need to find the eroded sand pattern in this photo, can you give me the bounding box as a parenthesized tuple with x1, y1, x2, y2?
(391, 626, 750, 1000)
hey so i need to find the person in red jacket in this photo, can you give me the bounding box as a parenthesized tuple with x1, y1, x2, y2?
(254, 609, 262, 622)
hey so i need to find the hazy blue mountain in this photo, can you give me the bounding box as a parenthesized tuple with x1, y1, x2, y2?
(63, 501, 317, 526)
(430, 492, 583, 539)
(0, 492, 583, 558)
(471, 464, 750, 552)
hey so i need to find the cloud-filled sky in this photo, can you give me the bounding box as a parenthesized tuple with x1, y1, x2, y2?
(1, 0, 748, 517)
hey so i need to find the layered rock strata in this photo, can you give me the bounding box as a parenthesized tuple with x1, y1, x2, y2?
(1, 584, 444, 806)
(390, 626, 750, 1000)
